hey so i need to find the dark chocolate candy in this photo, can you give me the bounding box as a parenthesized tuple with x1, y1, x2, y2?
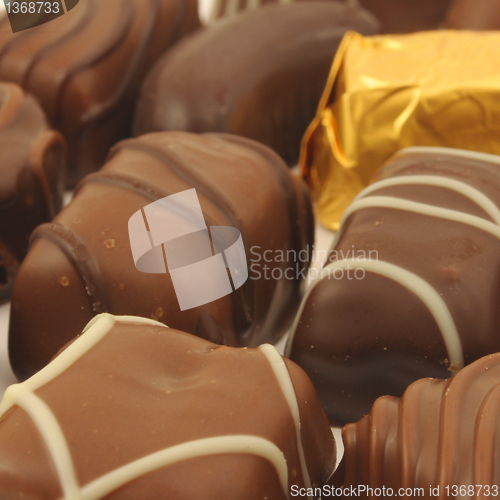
(286, 147, 500, 423)
(357, 0, 453, 33)
(0, 314, 336, 499)
(134, 2, 380, 166)
(445, 0, 500, 29)
(204, 0, 451, 34)
(0, 82, 65, 303)
(0, 0, 200, 186)
(9, 131, 314, 380)
(335, 352, 500, 496)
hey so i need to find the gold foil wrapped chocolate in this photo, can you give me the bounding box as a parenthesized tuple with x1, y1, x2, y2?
(302, 30, 500, 229)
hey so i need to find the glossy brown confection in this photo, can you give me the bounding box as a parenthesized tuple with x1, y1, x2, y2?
(0, 0, 200, 186)
(445, 0, 500, 29)
(286, 147, 500, 423)
(335, 353, 500, 497)
(0, 314, 336, 499)
(9, 131, 314, 380)
(356, 0, 453, 33)
(204, 0, 452, 34)
(0, 82, 65, 304)
(134, 2, 380, 166)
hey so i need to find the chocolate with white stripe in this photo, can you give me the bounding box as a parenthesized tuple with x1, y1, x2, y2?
(286, 147, 500, 423)
(9, 131, 314, 380)
(0, 82, 65, 303)
(0, 0, 200, 186)
(0, 314, 335, 499)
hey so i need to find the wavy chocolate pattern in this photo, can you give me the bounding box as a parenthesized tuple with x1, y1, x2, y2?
(337, 353, 500, 494)
(0, 0, 200, 185)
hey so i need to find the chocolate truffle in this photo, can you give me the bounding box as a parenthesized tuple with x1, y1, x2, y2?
(134, 2, 380, 166)
(287, 147, 500, 423)
(0, 313, 336, 499)
(9, 131, 314, 380)
(335, 352, 500, 496)
(445, 0, 500, 29)
(0, 82, 65, 303)
(0, 0, 200, 186)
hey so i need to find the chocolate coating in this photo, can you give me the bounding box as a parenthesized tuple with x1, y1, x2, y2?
(357, 0, 453, 33)
(0, 314, 336, 499)
(287, 148, 500, 423)
(9, 131, 314, 380)
(335, 352, 500, 495)
(0, 82, 65, 303)
(205, 0, 451, 34)
(134, 2, 380, 166)
(445, 0, 500, 29)
(0, 0, 200, 186)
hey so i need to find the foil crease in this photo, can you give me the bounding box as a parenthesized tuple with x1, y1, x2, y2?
(302, 30, 500, 229)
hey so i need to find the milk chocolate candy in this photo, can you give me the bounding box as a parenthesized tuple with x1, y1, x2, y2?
(134, 2, 380, 166)
(0, 314, 336, 499)
(0, 0, 200, 186)
(287, 147, 500, 423)
(335, 353, 500, 497)
(0, 82, 65, 303)
(9, 131, 314, 380)
(445, 0, 500, 29)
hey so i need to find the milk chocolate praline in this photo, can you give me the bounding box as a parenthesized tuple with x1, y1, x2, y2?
(0, 0, 200, 186)
(0, 82, 65, 303)
(134, 1, 380, 166)
(0, 314, 336, 499)
(334, 352, 500, 496)
(9, 131, 314, 380)
(287, 147, 500, 423)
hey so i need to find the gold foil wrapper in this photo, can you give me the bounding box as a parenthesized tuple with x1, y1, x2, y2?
(302, 30, 500, 229)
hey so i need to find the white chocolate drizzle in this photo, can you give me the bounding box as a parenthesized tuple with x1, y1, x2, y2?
(396, 146, 500, 166)
(357, 175, 500, 225)
(80, 435, 288, 500)
(259, 344, 312, 492)
(287, 259, 463, 369)
(0, 314, 295, 499)
(286, 165, 500, 370)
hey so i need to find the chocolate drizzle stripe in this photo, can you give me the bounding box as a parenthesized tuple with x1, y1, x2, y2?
(286, 259, 464, 370)
(217, 133, 313, 277)
(2, 385, 80, 498)
(0, 315, 291, 500)
(332, 196, 500, 251)
(110, 138, 256, 335)
(357, 175, 500, 224)
(54, 0, 133, 127)
(79, 1, 158, 125)
(81, 435, 289, 500)
(397, 146, 500, 166)
(21, 1, 94, 92)
(75, 171, 222, 229)
(112, 140, 248, 241)
(259, 344, 312, 493)
(30, 223, 110, 315)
